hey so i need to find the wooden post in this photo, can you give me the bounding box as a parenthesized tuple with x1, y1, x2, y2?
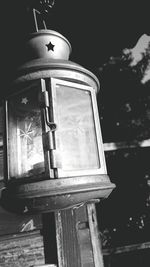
(42, 202, 104, 267)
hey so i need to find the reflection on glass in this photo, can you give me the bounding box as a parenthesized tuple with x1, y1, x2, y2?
(8, 83, 45, 179)
(56, 84, 100, 171)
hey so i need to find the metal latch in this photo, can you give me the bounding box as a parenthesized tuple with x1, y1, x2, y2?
(40, 91, 57, 132)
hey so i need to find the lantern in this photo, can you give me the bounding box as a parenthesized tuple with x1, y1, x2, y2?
(2, 9, 115, 213)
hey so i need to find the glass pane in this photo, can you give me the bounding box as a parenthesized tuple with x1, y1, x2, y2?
(8, 82, 45, 179)
(56, 84, 100, 171)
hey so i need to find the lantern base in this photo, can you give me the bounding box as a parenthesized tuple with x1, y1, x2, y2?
(2, 175, 115, 213)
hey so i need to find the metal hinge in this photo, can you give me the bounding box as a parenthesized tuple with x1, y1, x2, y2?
(50, 150, 62, 169)
(43, 132, 62, 169)
(39, 90, 57, 132)
(39, 90, 50, 108)
(43, 131, 55, 151)
(40, 82, 61, 170)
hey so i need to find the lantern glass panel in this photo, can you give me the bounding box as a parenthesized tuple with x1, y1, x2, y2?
(7, 82, 45, 179)
(54, 82, 100, 171)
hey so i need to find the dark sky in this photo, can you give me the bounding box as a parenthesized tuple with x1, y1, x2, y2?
(1, 1, 150, 86)
(50, 1, 150, 66)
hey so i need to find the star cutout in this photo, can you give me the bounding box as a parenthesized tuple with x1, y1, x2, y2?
(46, 41, 55, 51)
(21, 97, 28, 104)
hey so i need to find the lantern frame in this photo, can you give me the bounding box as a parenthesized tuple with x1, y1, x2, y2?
(46, 77, 107, 178)
(3, 76, 107, 183)
(1, 34, 115, 212)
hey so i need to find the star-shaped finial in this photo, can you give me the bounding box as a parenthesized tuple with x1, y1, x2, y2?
(46, 41, 55, 51)
(21, 97, 28, 105)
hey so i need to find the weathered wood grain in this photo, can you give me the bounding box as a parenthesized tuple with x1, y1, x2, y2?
(0, 231, 44, 267)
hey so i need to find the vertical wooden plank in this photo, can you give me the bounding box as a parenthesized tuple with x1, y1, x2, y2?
(55, 208, 81, 267)
(55, 210, 65, 267)
(87, 203, 104, 267)
(55, 204, 103, 267)
(76, 205, 95, 267)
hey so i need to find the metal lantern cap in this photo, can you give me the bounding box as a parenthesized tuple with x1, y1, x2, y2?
(25, 30, 72, 61)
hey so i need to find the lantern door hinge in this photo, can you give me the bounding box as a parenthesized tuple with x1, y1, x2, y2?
(39, 91, 49, 108)
(43, 132, 62, 169)
(43, 131, 55, 151)
(50, 150, 62, 169)
(40, 91, 57, 132)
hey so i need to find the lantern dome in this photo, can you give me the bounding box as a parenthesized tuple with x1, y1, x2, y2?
(25, 30, 72, 61)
